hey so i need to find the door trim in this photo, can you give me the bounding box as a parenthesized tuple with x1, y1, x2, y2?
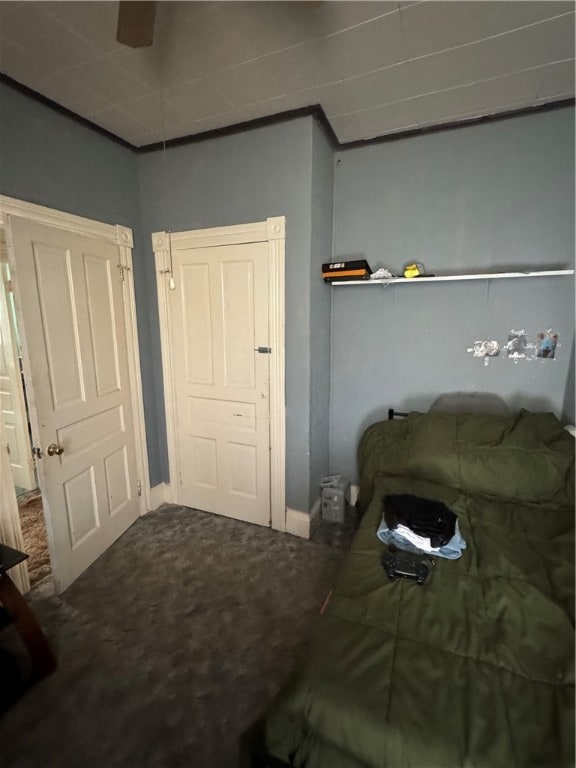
(0, 225, 30, 592)
(0, 196, 122, 243)
(0, 259, 35, 490)
(0, 195, 151, 519)
(152, 217, 286, 532)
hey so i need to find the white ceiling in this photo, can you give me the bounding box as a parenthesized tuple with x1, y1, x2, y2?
(0, 1, 574, 147)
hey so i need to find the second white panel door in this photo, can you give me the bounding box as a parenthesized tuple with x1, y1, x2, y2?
(170, 242, 271, 526)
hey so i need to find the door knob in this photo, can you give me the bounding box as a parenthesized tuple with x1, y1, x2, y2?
(46, 443, 64, 457)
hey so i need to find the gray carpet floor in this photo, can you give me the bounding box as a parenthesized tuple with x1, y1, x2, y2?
(0, 504, 360, 768)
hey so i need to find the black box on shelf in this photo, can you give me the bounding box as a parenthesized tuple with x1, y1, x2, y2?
(322, 259, 372, 282)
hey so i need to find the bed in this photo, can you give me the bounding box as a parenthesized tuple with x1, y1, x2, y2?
(254, 410, 575, 768)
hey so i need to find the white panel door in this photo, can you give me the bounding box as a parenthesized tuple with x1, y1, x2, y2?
(171, 242, 270, 526)
(9, 217, 141, 592)
(0, 262, 35, 490)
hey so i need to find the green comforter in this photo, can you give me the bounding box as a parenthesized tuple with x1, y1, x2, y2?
(262, 412, 575, 768)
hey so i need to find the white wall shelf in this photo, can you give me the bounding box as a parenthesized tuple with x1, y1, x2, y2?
(329, 269, 574, 286)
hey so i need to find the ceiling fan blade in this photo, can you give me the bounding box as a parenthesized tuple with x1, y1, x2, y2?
(116, 1, 156, 48)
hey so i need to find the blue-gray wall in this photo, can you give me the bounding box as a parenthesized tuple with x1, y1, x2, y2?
(308, 119, 334, 507)
(0, 84, 137, 225)
(330, 107, 575, 482)
(136, 118, 316, 509)
(3, 80, 573, 501)
(0, 82, 163, 485)
(0, 82, 328, 508)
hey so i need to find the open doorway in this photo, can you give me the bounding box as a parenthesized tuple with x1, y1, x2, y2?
(0, 260, 52, 588)
(15, 490, 51, 588)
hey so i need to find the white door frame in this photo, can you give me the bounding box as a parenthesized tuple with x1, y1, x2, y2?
(0, 250, 36, 490)
(153, 217, 286, 532)
(0, 226, 30, 593)
(0, 195, 151, 538)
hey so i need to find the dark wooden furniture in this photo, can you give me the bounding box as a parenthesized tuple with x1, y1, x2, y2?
(0, 543, 56, 680)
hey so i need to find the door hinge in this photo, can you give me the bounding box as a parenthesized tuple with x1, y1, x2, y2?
(5, 443, 10, 455)
(6, 279, 13, 293)
(117, 264, 131, 282)
(137, 480, 142, 497)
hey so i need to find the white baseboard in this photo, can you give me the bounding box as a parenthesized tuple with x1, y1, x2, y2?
(149, 482, 171, 511)
(285, 496, 321, 539)
(285, 508, 310, 539)
(309, 496, 321, 531)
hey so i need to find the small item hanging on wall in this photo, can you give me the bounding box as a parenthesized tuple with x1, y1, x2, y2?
(467, 340, 500, 366)
(472, 340, 500, 358)
(476, 340, 499, 366)
(536, 330, 558, 359)
(504, 330, 527, 363)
